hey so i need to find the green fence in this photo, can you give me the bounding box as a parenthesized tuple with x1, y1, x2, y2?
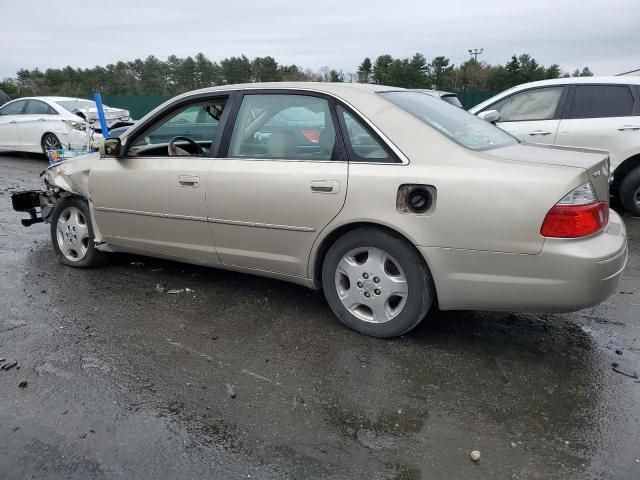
(103, 91, 500, 120)
(102, 95, 172, 120)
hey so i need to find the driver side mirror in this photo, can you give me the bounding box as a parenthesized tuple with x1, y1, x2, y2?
(478, 109, 500, 124)
(101, 137, 122, 157)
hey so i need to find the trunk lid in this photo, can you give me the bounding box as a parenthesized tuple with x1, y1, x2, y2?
(486, 143, 611, 202)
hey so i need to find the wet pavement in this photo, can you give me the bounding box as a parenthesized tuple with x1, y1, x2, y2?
(1, 152, 639, 479)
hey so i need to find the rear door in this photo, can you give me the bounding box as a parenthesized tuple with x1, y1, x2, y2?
(555, 84, 639, 170)
(89, 95, 228, 264)
(0, 100, 27, 149)
(488, 86, 567, 144)
(205, 91, 348, 277)
(19, 100, 60, 151)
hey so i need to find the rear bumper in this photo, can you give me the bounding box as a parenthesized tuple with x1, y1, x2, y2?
(421, 209, 628, 312)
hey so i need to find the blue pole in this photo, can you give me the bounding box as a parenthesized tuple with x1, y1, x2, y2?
(92, 92, 110, 138)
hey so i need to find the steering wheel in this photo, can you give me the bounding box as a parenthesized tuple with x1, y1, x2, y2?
(168, 136, 205, 156)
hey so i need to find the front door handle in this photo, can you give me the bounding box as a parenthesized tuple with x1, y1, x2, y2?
(529, 130, 551, 136)
(9, 120, 17, 124)
(618, 125, 640, 131)
(178, 175, 199, 187)
(310, 180, 339, 194)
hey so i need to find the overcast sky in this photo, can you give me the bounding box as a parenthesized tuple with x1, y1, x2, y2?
(1, 0, 638, 80)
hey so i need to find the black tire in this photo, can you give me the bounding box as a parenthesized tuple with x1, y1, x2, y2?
(41, 133, 61, 154)
(321, 227, 434, 338)
(619, 167, 640, 217)
(50, 197, 107, 268)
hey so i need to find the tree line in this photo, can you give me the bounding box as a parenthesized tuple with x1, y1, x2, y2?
(0, 52, 592, 98)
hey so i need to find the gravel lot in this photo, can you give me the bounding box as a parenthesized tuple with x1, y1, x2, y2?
(1, 153, 639, 479)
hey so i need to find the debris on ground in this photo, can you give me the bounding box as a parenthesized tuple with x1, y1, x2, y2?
(470, 450, 481, 462)
(150, 268, 163, 272)
(166, 289, 184, 294)
(2, 361, 18, 371)
(225, 383, 236, 399)
(18, 380, 27, 388)
(615, 349, 623, 355)
(130, 261, 145, 267)
(611, 363, 639, 379)
(154, 284, 165, 293)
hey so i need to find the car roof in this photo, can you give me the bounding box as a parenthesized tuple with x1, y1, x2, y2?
(502, 76, 640, 89)
(469, 76, 640, 112)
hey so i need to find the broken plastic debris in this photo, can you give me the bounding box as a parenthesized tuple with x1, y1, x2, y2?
(130, 261, 145, 267)
(154, 284, 165, 293)
(225, 383, 236, 399)
(166, 289, 184, 294)
(470, 450, 481, 462)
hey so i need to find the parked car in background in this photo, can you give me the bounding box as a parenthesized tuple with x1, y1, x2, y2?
(415, 89, 463, 107)
(0, 89, 10, 107)
(470, 77, 640, 215)
(0, 97, 92, 153)
(12, 83, 627, 337)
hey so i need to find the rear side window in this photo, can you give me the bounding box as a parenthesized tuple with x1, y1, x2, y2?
(567, 85, 634, 118)
(25, 100, 56, 115)
(337, 106, 392, 162)
(491, 87, 564, 122)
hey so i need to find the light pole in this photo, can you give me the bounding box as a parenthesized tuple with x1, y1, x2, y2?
(468, 48, 484, 62)
(467, 48, 484, 90)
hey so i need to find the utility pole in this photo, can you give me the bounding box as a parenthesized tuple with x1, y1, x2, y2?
(468, 48, 484, 62)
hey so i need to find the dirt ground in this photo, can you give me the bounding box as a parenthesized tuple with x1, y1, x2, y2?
(1, 153, 639, 479)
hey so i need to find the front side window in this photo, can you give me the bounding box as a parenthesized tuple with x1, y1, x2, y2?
(491, 87, 564, 122)
(25, 100, 55, 115)
(0, 100, 27, 115)
(338, 106, 391, 161)
(228, 94, 337, 160)
(567, 85, 634, 119)
(380, 91, 517, 151)
(129, 98, 226, 156)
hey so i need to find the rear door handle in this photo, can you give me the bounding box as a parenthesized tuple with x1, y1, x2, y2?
(38, 118, 46, 122)
(178, 175, 199, 187)
(618, 125, 640, 131)
(529, 130, 551, 136)
(310, 180, 339, 194)
(9, 120, 17, 124)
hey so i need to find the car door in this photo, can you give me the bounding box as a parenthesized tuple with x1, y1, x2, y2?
(206, 92, 348, 277)
(0, 100, 27, 150)
(19, 100, 60, 151)
(555, 84, 640, 170)
(486, 86, 567, 144)
(89, 96, 228, 265)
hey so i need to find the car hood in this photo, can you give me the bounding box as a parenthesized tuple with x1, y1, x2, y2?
(486, 142, 611, 201)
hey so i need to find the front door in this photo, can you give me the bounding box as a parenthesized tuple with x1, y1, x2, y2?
(19, 100, 60, 151)
(89, 96, 228, 265)
(206, 92, 348, 278)
(489, 86, 567, 145)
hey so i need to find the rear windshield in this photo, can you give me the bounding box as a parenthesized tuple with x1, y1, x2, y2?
(379, 91, 517, 151)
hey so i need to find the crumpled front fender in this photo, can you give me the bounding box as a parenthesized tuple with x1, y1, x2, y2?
(43, 152, 101, 197)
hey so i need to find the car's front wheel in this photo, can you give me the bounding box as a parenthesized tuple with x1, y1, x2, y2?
(50, 197, 107, 268)
(322, 227, 434, 337)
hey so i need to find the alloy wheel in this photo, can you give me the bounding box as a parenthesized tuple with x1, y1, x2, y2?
(56, 206, 90, 261)
(334, 247, 408, 324)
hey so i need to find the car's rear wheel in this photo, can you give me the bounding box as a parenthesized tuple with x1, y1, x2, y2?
(50, 197, 107, 268)
(41, 133, 61, 154)
(322, 227, 434, 337)
(620, 167, 640, 217)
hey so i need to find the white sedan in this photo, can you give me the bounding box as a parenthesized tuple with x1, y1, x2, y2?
(0, 97, 130, 154)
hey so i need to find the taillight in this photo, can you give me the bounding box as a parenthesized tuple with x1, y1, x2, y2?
(540, 182, 609, 238)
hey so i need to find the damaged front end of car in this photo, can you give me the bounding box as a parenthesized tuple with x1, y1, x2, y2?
(11, 152, 100, 227)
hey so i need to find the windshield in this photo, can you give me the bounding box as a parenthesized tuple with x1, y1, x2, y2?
(379, 91, 517, 151)
(56, 99, 97, 112)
